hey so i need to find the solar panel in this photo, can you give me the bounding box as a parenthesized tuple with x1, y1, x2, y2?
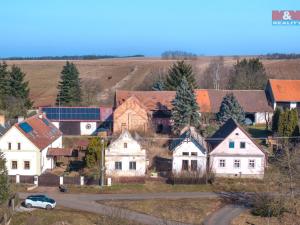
(41, 107, 101, 121)
(19, 122, 33, 133)
(42, 118, 50, 126)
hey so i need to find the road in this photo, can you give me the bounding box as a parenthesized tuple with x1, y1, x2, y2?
(19, 191, 247, 225)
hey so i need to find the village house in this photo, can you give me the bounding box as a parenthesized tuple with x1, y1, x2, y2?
(114, 89, 273, 134)
(40, 106, 112, 135)
(207, 118, 266, 179)
(170, 127, 207, 174)
(105, 130, 147, 177)
(265, 79, 300, 110)
(0, 114, 63, 176)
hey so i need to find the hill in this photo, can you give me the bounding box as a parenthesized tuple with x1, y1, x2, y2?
(4, 57, 300, 107)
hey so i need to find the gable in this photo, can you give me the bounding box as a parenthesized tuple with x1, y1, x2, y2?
(0, 126, 39, 151)
(209, 127, 264, 156)
(173, 138, 207, 156)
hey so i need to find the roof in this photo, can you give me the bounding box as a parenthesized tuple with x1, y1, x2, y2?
(170, 126, 207, 153)
(47, 147, 73, 157)
(268, 79, 300, 102)
(207, 118, 264, 151)
(116, 89, 272, 113)
(40, 107, 113, 122)
(15, 114, 62, 150)
(116, 90, 175, 111)
(207, 89, 273, 113)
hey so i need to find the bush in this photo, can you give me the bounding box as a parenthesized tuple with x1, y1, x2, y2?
(251, 194, 286, 217)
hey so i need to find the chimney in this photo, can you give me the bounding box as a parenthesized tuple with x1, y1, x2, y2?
(38, 114, 43, 119)
(18, 116, 24, 123)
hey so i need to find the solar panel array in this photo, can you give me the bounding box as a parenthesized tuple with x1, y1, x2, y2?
(41, 107, 101, 121)
(19, 122, 33, 133)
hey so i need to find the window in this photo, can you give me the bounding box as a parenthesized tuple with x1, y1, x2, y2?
(129, 161, 136, 170)
(191, 152, 197, 156)
(229, 141, 235, 148)
(8, 143, 11, 150)
(191, 160, 198, 171)
(18, 143, 21, 150)
(219, 159, 226, 167)
(240, 142, 246, 149)
(24, 161, 30, 170)
(11, 161, 18, 169)
(124, 142, 127, 148)
(182, 160, 189, 171)
(182, 152, 189, 156)
(233, 160, 240, 168)
(115, 162, 122, 170)
(249, 159, 255, 168)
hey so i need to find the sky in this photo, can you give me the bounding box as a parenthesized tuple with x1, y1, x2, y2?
(0, 0, 300, 57)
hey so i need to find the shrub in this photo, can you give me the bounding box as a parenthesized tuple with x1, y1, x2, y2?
(251, 194, 286, 217)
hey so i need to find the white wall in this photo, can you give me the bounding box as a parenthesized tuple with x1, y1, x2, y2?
(80, 122, 97, 135)
(172, 141, 206, 174)
(52, 122, 60, 129)
(0, 127, 39, 175)
(254, 112, 273, 124)
(105, 131, 146, 177)
(209, 126, 265, 178)
(42, 136, 63, 173)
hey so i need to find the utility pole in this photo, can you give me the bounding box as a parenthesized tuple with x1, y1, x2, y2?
(100, 138, 105, 187)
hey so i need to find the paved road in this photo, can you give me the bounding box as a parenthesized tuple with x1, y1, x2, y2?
(19, 191, 247, 225)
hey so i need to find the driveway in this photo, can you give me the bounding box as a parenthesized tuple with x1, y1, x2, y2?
(19, 191, 247, 225)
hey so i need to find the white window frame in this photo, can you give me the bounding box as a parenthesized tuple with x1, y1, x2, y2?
(233, 159, 240, 169)
(24, 161, 30, 170)
(219, 159, 226, 168)
(129, 161, 136, 170)
(11, 161, 18, 170)
(240, 142, 246, 149)
(248, 159, 255, 169)
(115, 161, 122, 170)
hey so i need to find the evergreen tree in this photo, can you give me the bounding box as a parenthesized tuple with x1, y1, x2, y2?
(0, 152, 9, 204)
(164, 61, 197, 90)
(0, 62, 9, 97)
(7, 65, 33, 109)
(171, 77, 200, 134)
(85, 137, 106, 168)
(152, 79, 165, 91)
(272, 107, 282, 132)
(228, 58, 268, 90)
(216, 93, 245, 123)
(56, 61, 82, 106)
(278, 109, 299, 141)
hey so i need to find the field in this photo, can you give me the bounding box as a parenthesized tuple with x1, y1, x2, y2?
(99, 198, 222, 225)
(4, 57, 300, 108)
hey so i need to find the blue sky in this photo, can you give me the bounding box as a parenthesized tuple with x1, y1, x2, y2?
(0, 0, 300, 57)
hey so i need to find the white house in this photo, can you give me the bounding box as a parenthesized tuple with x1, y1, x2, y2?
(207, 118, 266, 179)
(0, 114, 63, 176)
(105, 130, 146, 177)
(170, 127, 207, 174)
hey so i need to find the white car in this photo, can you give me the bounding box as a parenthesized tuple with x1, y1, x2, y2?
(25, 195, 56, 210)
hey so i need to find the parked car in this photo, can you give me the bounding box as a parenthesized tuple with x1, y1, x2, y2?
(25, 195, 56, 210)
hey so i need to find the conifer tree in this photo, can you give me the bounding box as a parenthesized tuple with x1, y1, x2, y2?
(0, 152, 9, 204)
(272, 107, 282, 132)
(56, 61, 82, 106)
(278, 109, 299, 141)
(0, 62, 9, 97)
(7, 65, 33, 109)
(171, 77, 200, 134)
(164, 61, 197, 90)
(216, 93, 245, 123)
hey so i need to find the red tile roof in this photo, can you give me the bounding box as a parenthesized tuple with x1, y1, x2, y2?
(269, 79, 300, 102)
(47, 147, 73, 157)
(116, 89, 272, 113)
(15, 114, 62, 150)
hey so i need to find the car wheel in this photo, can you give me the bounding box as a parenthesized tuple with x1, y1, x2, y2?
(46, 204, 52, 210)
(26, 203, 32, 208)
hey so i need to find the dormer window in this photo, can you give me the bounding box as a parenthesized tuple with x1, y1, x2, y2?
(124, 142, 127, 148)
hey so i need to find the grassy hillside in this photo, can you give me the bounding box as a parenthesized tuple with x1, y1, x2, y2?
(4, 57, 300, 107)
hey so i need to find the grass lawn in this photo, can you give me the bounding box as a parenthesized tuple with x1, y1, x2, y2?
(231, 210, 299, 225)
(99, 198, 222, 225)
(10, 206, 142, 225)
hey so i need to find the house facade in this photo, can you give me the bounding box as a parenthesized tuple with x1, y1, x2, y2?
(207, 118, 266, 179)
(0, 114, 62, 176)
(105, 130, 147, 177)
(41, 106, 113, 135)
(170, 127, 207, 174)
(113, 96, 149, 133)
(265, 79, 300, 110)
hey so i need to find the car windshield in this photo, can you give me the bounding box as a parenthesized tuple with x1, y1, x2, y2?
(44, 198, 55, 203)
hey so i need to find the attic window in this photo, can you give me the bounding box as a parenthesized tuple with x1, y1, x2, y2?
(124, 143, 127, 148)
(229, 141, 235, 149)
(191, 152, 197, 156)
